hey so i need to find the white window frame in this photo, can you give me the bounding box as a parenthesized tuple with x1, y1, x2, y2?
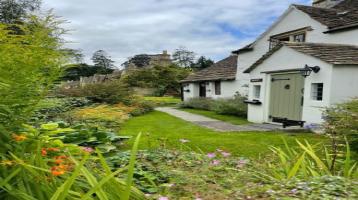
(311, 83, 324, 101)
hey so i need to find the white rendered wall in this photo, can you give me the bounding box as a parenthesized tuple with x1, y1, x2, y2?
(182, 83, 199, 101)
(183, 80, 239, 101)
(238, 7, 358, 79)
(330, 66, 358, 104)
(247, 47, 333, 124)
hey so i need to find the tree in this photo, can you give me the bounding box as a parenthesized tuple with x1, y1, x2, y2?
(122, 54, 151, 69)
(191, 56, 214, 70)
(62, 63, 98, 81)
(91, 50, 115, 74)
(172, 46, 196, 68)
(0, 0, 41, 24)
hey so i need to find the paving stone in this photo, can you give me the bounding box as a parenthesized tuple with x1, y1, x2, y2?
(155, 107, 297, 132)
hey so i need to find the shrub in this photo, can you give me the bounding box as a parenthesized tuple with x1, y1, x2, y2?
(32, 97, 91, 122)
(0, 15, 68, 153)
(82, 81, 134, 104)
(211, 93, 247, 117)
(323, 98, 358, 152)
(179, 93, 248, 117)
(178, 97, 214, 110)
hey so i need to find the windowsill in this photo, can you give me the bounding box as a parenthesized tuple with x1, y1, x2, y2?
(244, 99, 262, 105)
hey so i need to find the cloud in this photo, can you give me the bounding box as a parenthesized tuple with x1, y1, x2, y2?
(42, 0, 311, 67)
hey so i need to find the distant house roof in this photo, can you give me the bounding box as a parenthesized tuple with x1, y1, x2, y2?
(180, 55, 238, 83)
(244, 42, 358, 73)
(294, 0, 358, 32)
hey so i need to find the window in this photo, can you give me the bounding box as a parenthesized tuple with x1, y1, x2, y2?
(293, 33, 305, 42)
(269, 29, 307, 50)
(253, 85, 261, 99)
(215, 81, 221, 95)
(311, 83, 323, 101)
(269, 37, 289, 50)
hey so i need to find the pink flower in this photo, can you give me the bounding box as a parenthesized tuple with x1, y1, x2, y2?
(179, 139, 190, 143)
(210, 160, 220, 166)
(207, 153, 216, 158)
(195, 198, 203, 200)
(221, 152, 231, 157)
(82, 147, 94, 153)
(236, 159, 249, 168)
(158, 197, 169, 200)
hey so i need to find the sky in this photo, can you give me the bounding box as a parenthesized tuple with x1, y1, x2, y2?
(42, 0, 311, 67)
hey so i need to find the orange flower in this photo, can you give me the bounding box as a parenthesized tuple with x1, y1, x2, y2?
(41, 148, 47, 156)
(51, 165, 68, 176)
(54, 159, 64, 164)
(12, 134, 27, 142)
(51, 170, 65, 176)
(47, 148, 60, 152)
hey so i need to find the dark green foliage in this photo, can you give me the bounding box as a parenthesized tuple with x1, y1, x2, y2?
(82, 81, 133, 104)
(0, 0, 41, 24)
(91, 50, 115, 74)
(122, 64, 190, 96)
(123, 54, 151, 69)
(179, 93, 247, 117)
(190, 56, 214, 70)
(62, 63, 98, 81)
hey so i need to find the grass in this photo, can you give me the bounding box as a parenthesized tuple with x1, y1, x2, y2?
(143, 96, 181, 106)
(178, 108, 249, 125)
(120, 111, 325, 158)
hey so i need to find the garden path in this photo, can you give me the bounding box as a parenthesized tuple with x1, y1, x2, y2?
(155, 107, 284, 132)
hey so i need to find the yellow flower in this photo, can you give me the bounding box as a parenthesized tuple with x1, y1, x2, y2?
(12, 134, 27, 142)
(1, 160, 14, 166)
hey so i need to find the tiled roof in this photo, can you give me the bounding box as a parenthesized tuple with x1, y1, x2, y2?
(294, 0, 358, 31)
(244, 42, 358, 73)
(180, 55, 237, 83)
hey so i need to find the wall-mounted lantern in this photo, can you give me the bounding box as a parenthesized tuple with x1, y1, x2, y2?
(300, 64, 320, 78)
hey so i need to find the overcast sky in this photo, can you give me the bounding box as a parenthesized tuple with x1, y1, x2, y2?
(42, 0, 311, 67)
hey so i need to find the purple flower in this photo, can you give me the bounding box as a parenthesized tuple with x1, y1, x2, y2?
(236, 159, 249, 168)
(290, 189, 298, 194)
(82, 147, 94, 153)
(158, 197, 169, 200)
(210, 160, 220, 166)
(221, 152, 231, 157)
(179, 139, 190, 143)
(207, 153, 216, 158)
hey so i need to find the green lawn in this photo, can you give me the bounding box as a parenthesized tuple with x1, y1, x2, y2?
(120, 111, 325, 158)
(179, 108, 249, 125)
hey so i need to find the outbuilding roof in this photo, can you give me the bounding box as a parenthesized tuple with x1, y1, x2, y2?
(180, 55, 237, 83)
(244, 42, 358, 73)
(294, 0, 358, 32)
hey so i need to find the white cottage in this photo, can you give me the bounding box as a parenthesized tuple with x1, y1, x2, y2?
(180, 55, 243, 100)
(181, 0, 358, 127)
(241, 0, 358, 126)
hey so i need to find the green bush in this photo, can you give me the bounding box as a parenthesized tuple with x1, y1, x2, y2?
(323, 98, 358, 152)
(211, 94, 247, 117)
(178, 97, 214, 110)
(82, 81, 134, 105)
(179, 93, 247, 117)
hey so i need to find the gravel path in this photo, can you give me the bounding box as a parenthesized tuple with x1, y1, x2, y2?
(155, 107, 285, 132)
